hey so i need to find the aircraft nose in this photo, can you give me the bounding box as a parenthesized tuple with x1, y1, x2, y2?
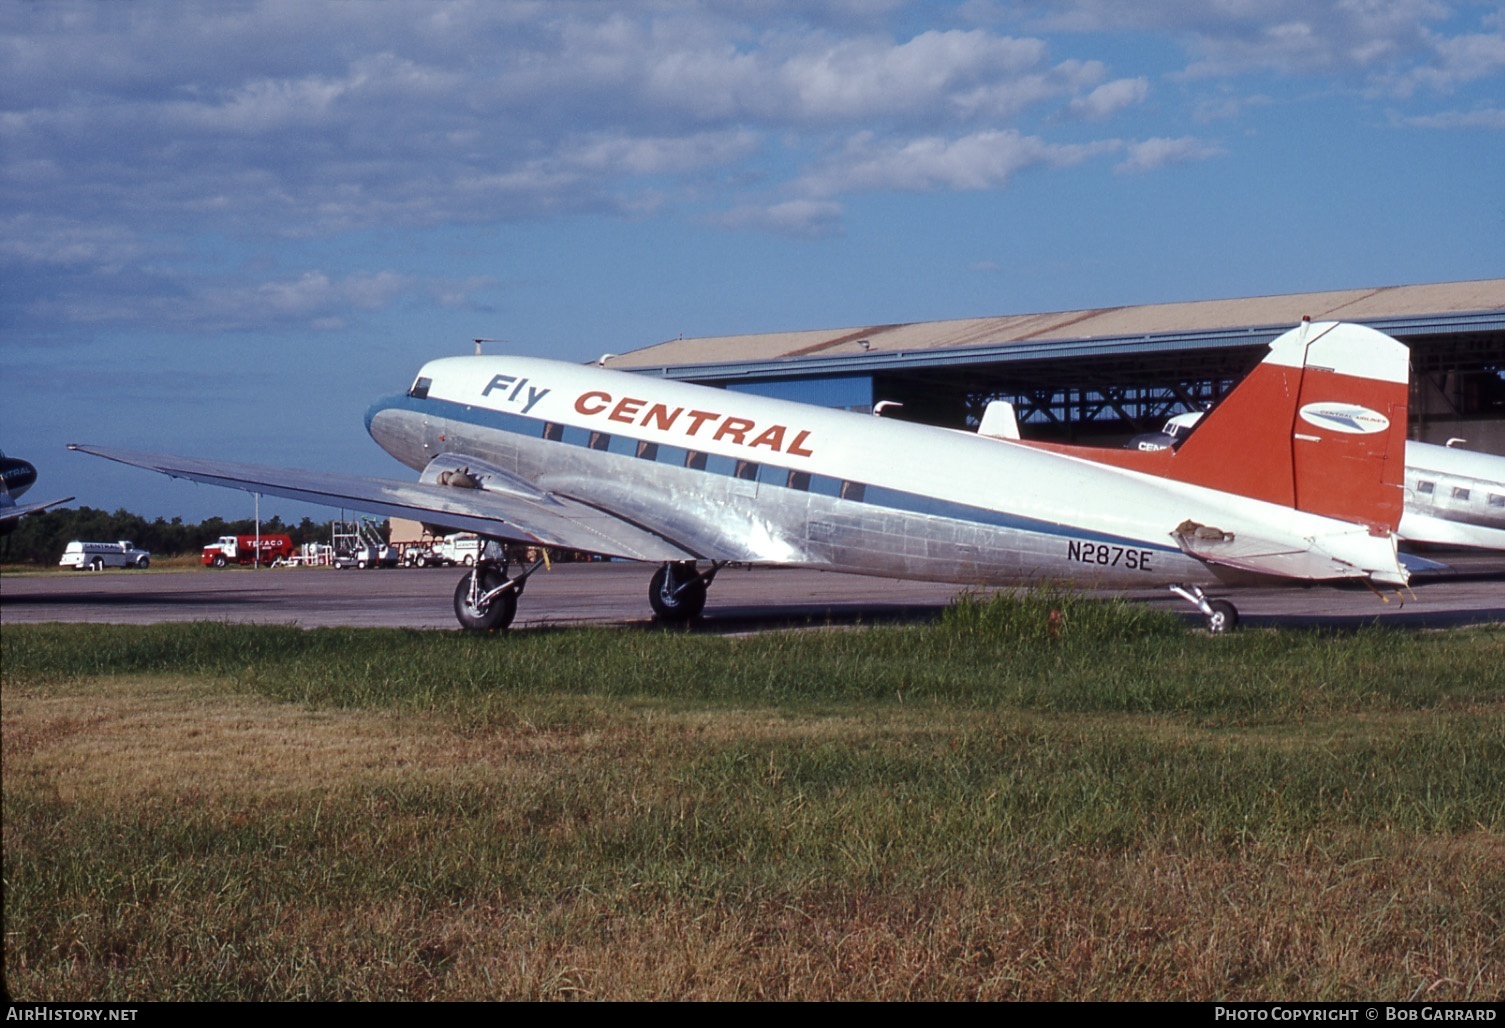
(365, 394, 403, 438)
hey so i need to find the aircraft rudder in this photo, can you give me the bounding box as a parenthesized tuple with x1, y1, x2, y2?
(1289, 323, 1409, 531)
(1169, 321, 1410, 531)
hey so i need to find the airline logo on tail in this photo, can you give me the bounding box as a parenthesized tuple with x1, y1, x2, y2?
(1298, 403, 1391, 436)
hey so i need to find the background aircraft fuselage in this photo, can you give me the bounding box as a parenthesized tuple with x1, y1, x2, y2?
(1, 453, 38, 500)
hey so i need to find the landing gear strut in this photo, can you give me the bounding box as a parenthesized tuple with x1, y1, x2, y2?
(649, 561, 722, 623)
(1170, 584, 1239, 634)
(453, 547, 546, 632)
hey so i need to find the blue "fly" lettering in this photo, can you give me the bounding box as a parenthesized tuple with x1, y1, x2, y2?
(481, 374, 551, 415)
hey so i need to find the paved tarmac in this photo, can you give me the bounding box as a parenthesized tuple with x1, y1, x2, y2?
(3, 555, 1502, 632)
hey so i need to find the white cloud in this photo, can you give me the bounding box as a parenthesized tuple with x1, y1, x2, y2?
(712, 199, 846, 238)
(562, 130, 764, 176)
(1064, 76, 1150, 120)
(1192, 90, 1275, 122)
(1400, 105, 1505, 129)
(801, 129, 1117, 195)
(2, 7, 1112, 235)
(3, 0, 1174, 274)
(5, 259, 489, 335)
(256, 271, 409, 318)
(8, 0, 1371, 342)
(773, 29, 1049, 121)
(978, 0, 1505, 143)
(1012, 0, 1500, 100)
(1114, 136, 1226, 174)
(1387, 26, 1505, 95)
(0, 215, 153, 268)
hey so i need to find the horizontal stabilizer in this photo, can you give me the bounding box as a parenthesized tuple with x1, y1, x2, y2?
(1172, 516, 1407, 585)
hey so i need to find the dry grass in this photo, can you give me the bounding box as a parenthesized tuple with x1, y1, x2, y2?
(6, 659, 1501, 1001)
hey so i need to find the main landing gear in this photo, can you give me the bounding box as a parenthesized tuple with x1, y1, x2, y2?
(453, 549, 546, 632)
(452, 551, 726, 632)
(1169, 584, 1239, 634)
(649, 561, 723, 624)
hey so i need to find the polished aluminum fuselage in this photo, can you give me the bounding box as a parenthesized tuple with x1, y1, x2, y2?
(365, 355, 1395, 589)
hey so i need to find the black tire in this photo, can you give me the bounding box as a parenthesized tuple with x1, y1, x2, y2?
(1205, 599, 1239, 634)
(454, 568, 518, 631)
(649, 564, 707, 623)
(213, 555, 227, 568)
(136, 557, 150, 569)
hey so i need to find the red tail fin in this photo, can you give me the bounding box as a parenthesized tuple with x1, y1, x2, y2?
(1169, 321, 1409, 532)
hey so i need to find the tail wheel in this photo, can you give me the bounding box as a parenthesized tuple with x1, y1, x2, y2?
(1205, 599, 1239, 634)
(649, 563, 707, 623)
(454, 567, 518, 632)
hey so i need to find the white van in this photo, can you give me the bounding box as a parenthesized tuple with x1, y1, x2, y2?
(59, 540, 152, 571)
(434, 534, 482, 566)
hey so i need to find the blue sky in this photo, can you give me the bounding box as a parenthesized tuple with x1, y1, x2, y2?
(3, 0, 1503, 522)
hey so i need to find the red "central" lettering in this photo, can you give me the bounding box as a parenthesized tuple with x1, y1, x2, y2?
(571, 389, 814, 457)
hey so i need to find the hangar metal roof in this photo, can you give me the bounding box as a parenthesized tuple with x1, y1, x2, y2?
(607, 278, 1505, 381)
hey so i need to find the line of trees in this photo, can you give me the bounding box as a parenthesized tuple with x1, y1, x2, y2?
(1, 507, 343, 566)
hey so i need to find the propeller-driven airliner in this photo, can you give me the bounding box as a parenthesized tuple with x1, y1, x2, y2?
(74, 320, 1415, 633)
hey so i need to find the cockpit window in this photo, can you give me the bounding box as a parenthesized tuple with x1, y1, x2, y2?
(408, 376, 432, 399)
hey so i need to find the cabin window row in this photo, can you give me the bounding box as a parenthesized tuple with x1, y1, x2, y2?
(1414, 479, 1503, 506)
(539, 422, 867, 502)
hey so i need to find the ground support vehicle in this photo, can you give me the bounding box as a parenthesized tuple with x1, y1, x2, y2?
(201, 534, 295, 567)
(281, 542, 336, 567)
(432, 534, 482, 567)
(59, 540, 151, 571)
(332, 518, 399, 569)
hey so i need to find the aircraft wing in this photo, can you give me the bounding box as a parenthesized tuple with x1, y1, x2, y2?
(0, 496, 74, 525)
(68, 444, 697, 563)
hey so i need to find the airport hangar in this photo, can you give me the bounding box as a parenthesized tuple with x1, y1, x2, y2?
(603, 279, 1505, 453)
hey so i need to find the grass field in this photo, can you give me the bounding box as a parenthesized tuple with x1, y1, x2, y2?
(4, 593, 1502, 1000)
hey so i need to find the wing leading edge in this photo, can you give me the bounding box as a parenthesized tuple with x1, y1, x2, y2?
(67, 444, 696, 563)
